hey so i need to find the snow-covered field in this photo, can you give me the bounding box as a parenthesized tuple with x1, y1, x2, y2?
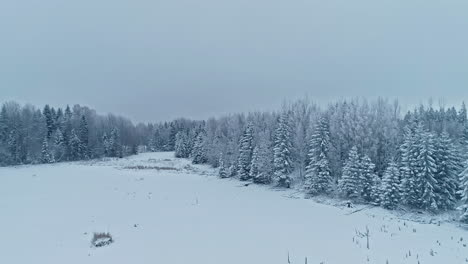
(1, 152, 467, 264)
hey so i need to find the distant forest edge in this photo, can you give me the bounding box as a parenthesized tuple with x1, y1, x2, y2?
(0, 98, 467, 222)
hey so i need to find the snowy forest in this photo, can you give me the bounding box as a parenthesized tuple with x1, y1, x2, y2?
(1, 98, 468, 223)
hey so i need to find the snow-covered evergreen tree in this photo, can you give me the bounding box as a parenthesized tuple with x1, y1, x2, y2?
(304, 116, 332, 195)
(53, 128, 65, 162)
(370, 174, 383, 205)
(249, 146, 259, 179)
(253, 133, 273, 184)
(458, 164, 468, 223)
(69, 129, 82, 160)
(218, 155, 228, 178)
(273, 111, 293, 188)
(458, 102, 467, 125)
(41, 137, 54, 163)
(109, 127, 122, 158)
(338, 146, 361, 199)
(79, 115, 89, 159)
(102, 133, 110, 156)
(434, 132, 461, 210)
(417, 129, 438, 211)
(360, 155, 377, 202)
(380, 161, 401, 209)
(174, 131, 189, 158)
(237, 123, 254, 181)
(400, 125, 420, 207)
(43, 105, 53, 139)
(62, 105, 73, 160)
(192, 132, 207, 164)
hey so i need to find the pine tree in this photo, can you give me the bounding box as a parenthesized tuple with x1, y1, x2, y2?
(434, 132, 461, 210)
(238, 123, 254, 181)
(304, 116, 332, 195)
(380, 161, 401, 209)
(273, 111, 293, 188)
(360, 155, 376, 202)
(338, 146, 361, 199)
(192, 132, 207, 164)
(458, 164, 468, 223)
(41, 137, 54, 163)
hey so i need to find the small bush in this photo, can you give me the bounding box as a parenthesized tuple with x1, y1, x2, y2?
(91, 232, 114, 248)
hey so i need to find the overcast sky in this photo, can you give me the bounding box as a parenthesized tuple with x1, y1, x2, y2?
(1, 0, 468, 123)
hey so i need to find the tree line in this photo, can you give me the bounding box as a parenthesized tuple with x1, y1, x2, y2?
(1, 98, 468, 222)
(172, 98, 468, 223)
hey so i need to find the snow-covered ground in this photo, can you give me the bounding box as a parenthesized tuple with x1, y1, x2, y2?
(1, 152, 467, 264)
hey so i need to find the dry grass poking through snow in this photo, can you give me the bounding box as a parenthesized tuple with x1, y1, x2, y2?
(123, 165, 178, 171)
(91, 232, 114, 248)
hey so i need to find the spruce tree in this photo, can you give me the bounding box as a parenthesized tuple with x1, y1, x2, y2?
(43, 105, 53, 139)
(7, 130, 19, 164)
(41, 137, 54, 163)
(338, 146, 361, 199)
(238, 123, 254, 181)
(192, 132, 207, 164)
(434, 132, 461, 210)
(218, 155, 228, 178)
(63, 105, 73, 160)
(273, 111, 293, 188)
(304, 116, 332, 195)
(102, 132, 110, 156)
(370, 174, 383, 205)
(360, 155, 377, 202)
(380, 161, 401, 210)
(249, 146, 259, 180)
(458, 165, 468, 223)
(458, 102, 467, 124)
(400, 126, 420, 207)
(109, 127, 122, 158)
(253, 135, 273, 184)
(79, 115, 89, 159)
(175, 132, 189, 158)
(69, 129, 82, 160)
(53, 128, 65, 162)
(417, 130, 438, 211)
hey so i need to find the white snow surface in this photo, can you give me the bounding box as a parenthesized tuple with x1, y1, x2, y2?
(1, 152, 467, 264)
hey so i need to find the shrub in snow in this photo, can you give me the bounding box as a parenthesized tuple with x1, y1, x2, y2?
(91, 232, 114, 248)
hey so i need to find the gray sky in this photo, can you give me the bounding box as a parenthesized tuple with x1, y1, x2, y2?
(1, 0, 468, 123)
